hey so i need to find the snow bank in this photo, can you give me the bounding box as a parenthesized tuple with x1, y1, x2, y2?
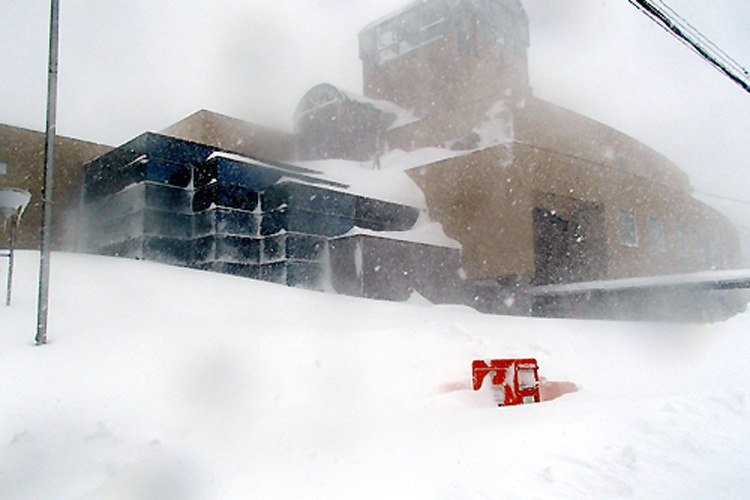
(2, 252, 750, 499)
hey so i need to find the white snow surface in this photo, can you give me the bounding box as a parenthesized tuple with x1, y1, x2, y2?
(333, 88, 418, 130)
(3, 252, 750, 499)
(294, 147, 466, 208)
(474, 100, 513, 150)
(343, 211, 462, 250)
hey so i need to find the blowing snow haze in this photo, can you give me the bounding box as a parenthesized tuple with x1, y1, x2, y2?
(2, 3, 750, 496)
(0, 0, 748, 219)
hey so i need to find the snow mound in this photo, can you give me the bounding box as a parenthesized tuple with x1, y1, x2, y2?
(3, 252, 750, 499)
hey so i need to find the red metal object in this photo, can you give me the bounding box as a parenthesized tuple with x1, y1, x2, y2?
(472, 358, 540, 406)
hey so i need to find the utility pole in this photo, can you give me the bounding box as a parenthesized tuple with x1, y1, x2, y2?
(36, 0, 60, 346)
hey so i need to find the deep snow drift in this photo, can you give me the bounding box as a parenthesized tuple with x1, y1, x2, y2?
(2, 252, 750, 499)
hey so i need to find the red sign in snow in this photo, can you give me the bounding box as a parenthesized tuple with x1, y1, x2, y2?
(472, 358, 540, 406)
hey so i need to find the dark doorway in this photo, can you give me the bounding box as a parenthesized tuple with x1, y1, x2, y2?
(532, 203, 607, 285)
(533, 208, 578, 285)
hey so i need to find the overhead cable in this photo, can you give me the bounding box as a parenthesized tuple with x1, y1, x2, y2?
(627, 0, 750, 94)
(694, 191, 750, 208)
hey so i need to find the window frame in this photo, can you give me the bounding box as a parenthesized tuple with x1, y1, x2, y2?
(647, 216, 666, 253)
(675, 225, 689, 259)
(618, 210, 639, 248)
(374, 3, 447, 65)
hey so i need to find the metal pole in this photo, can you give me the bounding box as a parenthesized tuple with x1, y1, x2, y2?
(6, 217, 16, 306)
(36, 0, 60, 345)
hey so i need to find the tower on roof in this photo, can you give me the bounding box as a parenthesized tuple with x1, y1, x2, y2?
(358, 0, 530, 117)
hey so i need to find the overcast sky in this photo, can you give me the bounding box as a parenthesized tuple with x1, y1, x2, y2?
(1, 0, 748, 223)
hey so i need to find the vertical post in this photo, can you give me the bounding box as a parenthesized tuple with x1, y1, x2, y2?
(36, 0, 60, 346)
(6, 217, 16, 306)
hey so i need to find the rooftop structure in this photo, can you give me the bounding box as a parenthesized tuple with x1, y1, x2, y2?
(294, 83, 402, 161)
(359, 0, 530, 116)
(290, 0, 745, 319)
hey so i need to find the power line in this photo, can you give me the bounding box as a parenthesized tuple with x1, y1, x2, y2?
(694, 191, 750, 208)
(652, 0, 746, 75)
(630, 0, 749, 85)
(627, 0, 750, 94)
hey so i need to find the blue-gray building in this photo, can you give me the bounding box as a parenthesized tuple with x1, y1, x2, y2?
(81, 132, 468, 303)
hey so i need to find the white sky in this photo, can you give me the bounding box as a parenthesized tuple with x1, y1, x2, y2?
(1, 0, 748, 222)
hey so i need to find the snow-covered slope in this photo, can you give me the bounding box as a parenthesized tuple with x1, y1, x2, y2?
(2, 252, 750, 499)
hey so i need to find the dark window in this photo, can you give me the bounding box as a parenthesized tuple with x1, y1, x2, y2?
(619, 211, 638, 247)
(675, 225, 689, 258)
(374, 3, 447, 65)
(647, 216, 666, 252)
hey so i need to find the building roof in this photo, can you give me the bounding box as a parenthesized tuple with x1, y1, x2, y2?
(294, 83, 414, 128)
(360, 0, 527, 35)
(160, 109, 294, 162)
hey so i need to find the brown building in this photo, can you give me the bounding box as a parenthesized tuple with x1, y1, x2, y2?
(359, 0, 530, 116)
(2, 0, 741, 320)
(0, 123, 111, 250)
(0, 111, 295, 251)
(408, 97, 740, 284)
(296, 0, 741, 289)
(161, 109, 294, 161)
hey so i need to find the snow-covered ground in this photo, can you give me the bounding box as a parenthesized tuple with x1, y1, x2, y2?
(2, 252, 750, 499)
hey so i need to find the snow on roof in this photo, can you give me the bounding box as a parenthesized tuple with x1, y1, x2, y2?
(293, 146, 468, 208)
(208, 151, 348, 190)
(209, 151, 320, 175)
(289, 148, 465, 249)
(296, 83, 417, 129)
(475, 99, 513, 148)
(341, 211, 461, 249)
(335, 87, 418, 129)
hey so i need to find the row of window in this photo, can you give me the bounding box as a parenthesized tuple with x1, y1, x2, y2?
(364, 0, 528, 65)
(481, 0, 528, 52)
(617, 211, 667, 252)
(372, 2, 448, 64)
(618, 210, 724, 266)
